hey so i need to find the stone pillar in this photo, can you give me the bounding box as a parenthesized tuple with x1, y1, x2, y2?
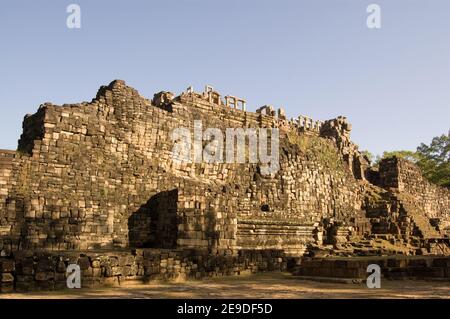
(297, 116, 303, 127)
(278, 107, 286, 120)
(316, 120, 323, 132)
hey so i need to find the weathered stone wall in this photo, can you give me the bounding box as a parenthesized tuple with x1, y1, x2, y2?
(320, 116, 370, 181)
(0, 80, 449, 292)
(378, 157, 450, 232)
(296, 256, 450, 280)
(0, 248, 288, 292)
(0, 80, 364, 255)
(0, 150, 16, 248)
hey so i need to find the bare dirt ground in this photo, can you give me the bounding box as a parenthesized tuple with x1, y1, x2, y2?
(1, 273, 449, 299)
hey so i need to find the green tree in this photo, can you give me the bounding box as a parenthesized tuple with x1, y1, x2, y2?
(379, 150, 420, 163)
(416, 132, 450, 188)
(361, 150, 374, 164)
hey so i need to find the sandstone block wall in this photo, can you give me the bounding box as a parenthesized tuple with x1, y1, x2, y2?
(378, 157, 450, 232)
(0, 248, 288, 292)
(0, 80, 366, 254)
(297, 256, 450, 280)
(0, 80, 449, 293)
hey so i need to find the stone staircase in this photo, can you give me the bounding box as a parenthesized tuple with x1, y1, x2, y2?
(399, 198, 442, 239)
(309, 185, 450, 258)
(369, 189, 450, 255)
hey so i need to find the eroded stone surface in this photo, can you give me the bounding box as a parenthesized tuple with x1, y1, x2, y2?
(0, 80, 448, 292)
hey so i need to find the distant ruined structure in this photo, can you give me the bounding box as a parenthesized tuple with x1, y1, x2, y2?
(0, 80, 449, 291)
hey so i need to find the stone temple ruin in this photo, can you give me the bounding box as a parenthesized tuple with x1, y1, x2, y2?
(0, 80, 449, 291)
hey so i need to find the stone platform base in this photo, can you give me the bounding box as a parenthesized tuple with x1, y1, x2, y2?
(0, 248, 289, 292)
(295, 255, 450, 281)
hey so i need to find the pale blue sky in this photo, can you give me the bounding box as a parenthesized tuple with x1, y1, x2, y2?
(0, 0, 449, 156)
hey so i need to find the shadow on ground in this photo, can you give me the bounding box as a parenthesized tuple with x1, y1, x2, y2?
(2, 273, 449, 299)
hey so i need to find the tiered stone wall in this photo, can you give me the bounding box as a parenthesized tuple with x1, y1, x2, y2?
(378, 157, 450, 233)
(320, 116, 370, 180)
(0, 150, 16, 238)
(296, 256, 450, 280)
(0, 80, 449, 292)
(0, 248, 288, 292)
(0, 80, 365, 256)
